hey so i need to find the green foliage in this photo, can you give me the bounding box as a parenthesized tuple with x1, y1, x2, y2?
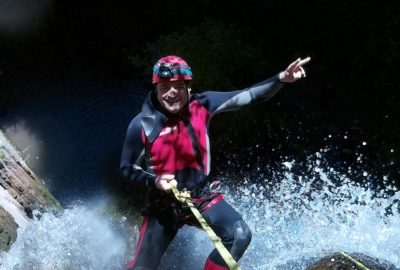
(129, 19, 269, 90)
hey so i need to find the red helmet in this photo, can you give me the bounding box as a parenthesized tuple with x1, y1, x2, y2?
(152, 55, 192, 84)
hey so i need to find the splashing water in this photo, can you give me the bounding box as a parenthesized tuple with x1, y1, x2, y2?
(1, 152, 399, 269)
(0, 205, 129, 270)
(223, 168, 400, 269)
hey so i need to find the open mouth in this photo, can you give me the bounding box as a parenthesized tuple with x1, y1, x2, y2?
(165, 99, 180, 106)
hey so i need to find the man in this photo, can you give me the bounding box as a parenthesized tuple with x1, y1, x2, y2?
(120, 55, 310, 270)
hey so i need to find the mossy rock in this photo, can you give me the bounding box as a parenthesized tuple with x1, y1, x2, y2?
(0, 207, 18, 252)
(0, 130, 62, 251)
(307, 252, 399, 270)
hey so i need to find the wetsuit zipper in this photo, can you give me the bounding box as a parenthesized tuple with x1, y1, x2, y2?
(183, 118, 205, 174)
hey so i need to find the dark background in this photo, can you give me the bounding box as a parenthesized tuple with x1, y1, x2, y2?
(1, 0, 399, 202)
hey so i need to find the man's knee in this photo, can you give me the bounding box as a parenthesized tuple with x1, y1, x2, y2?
(230, 220, 252, 259)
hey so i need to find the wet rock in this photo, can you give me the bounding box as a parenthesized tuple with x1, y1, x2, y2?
(0, 130, 61, 251)
(0, 207, 18, 252)
(307, 252, 399, 270)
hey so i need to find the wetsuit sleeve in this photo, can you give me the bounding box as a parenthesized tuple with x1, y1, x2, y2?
(120, 116, 156, 188)
(197, 74, 284, 116)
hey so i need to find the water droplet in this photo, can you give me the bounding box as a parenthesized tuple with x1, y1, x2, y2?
(282, 162, 292, 169)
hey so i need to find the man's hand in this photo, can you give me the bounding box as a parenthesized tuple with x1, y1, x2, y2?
(155, 174, 177, 192)
(279, 57, 311, 83)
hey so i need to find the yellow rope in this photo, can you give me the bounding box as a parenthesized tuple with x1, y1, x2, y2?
(171, 184, 241, 270)
(339, 252, 371, 270)
(170, 185, 371, 270)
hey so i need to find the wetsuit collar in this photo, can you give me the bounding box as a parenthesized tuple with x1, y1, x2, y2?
(141, 92, 167, 143)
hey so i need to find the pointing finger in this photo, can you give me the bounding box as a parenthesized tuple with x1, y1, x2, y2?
(297, 57, 311, 67)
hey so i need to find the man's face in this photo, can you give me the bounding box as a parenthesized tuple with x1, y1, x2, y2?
(156, 80, 188, 114)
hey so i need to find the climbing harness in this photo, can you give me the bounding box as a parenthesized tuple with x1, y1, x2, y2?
(209, 180, 222, 192)
(339, 252, 370, 270)
(171, 183, 241, 270)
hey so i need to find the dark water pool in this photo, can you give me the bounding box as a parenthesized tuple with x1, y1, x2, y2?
(0, 73, 147, 205)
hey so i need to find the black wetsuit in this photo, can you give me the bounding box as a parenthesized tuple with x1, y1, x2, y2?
(121, 75, 284, 270)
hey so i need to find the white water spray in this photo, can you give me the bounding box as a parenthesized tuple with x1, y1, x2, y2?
(1, 152, 399, 269)
(223, 167, 400, 269)
(0, 206, 129, 270)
